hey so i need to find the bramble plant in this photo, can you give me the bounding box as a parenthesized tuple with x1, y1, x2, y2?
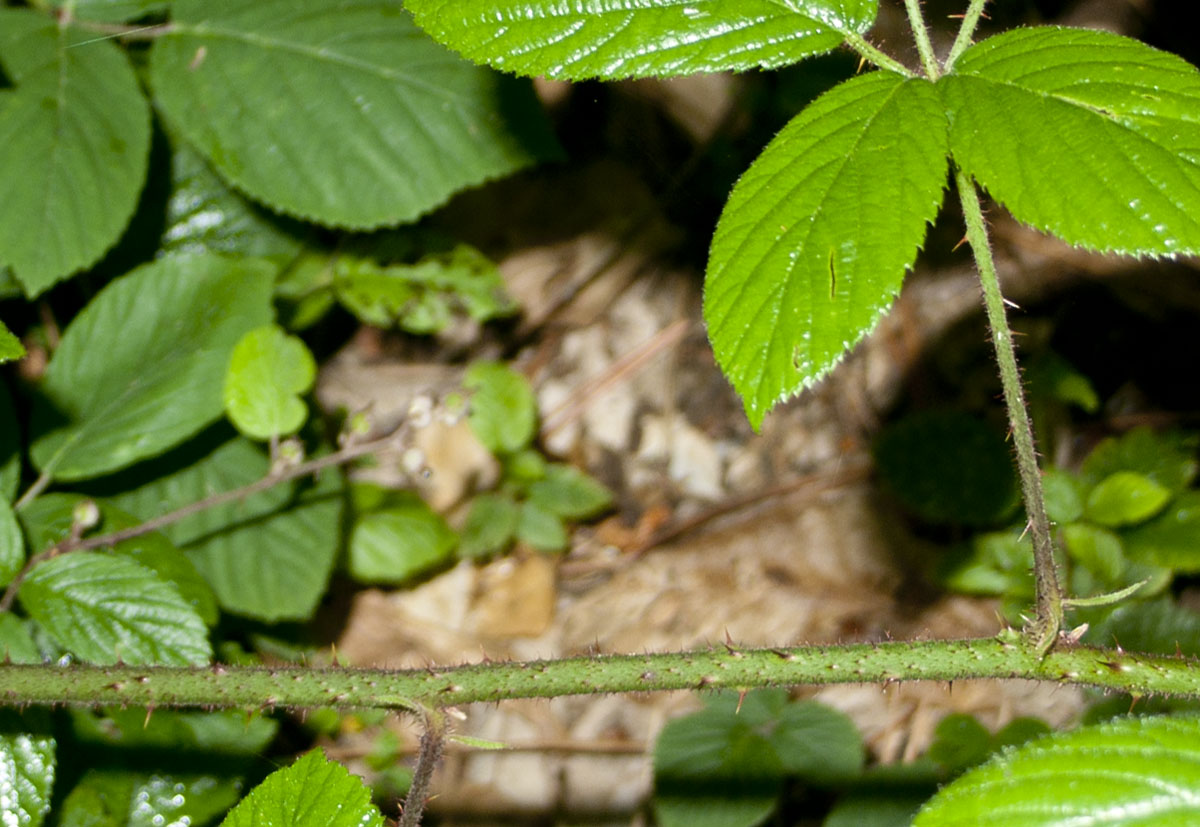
(4, 0, 1200, 824)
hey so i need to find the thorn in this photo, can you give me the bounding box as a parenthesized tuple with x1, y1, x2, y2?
(1003, 297, 1022, 310)
(952, 234, 968, 251)
(330, 644, 340, 668)
(857, 54, 867, 73)
(735, 690, 748, 714)
(723, 628, 742, 656)
(143, 706, 155, 728)
(1128, 694, 1142, 713)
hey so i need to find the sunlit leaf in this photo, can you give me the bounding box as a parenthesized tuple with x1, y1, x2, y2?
(1085, 471, 1171, 527)
(224, 325, 317, 441)
(406, 0, 879, 80)
(465, 361, 537, 454)
(915, 715, 1200, 825)
(705, 72, 948, 428)
(219, 749, 384, 827)
(941, 27, 1200, 257)
(0, 321, 23, 364)
(0, 711, 55, 827)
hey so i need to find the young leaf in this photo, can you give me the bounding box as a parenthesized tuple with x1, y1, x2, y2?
(219, 749, 384, 827)
(1085, 471, 1171, 527)
(109, 436, 342, 622)
(0, 9, 150, 295)
(914, 715, 1200, 825)
(458, 492, 520, 558)
(30, 255, 275, 481)
(940, 27, 1200, 257)
(224, 325, 317, 441)
(465, 361, 538, 454)
(348, 495, 457, 583)
(516, 501, 568, 552)
(1080, 427, 1198, 496)
(406, 0, 878, 80)
(526, 464, 613, 521)
(705, 72, 949, 428)
(0, 321, 24, 364)
(151, 0, 557, 229)
(0, 715, 55, 827)
(0, 498, 22, 588)
(1062, 523, 1126, 583)
(18, 552, 211, 666)
(1041, 467, 1085, 524)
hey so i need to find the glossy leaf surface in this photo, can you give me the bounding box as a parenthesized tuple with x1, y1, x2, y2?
(0, 714, 55, 827)
(941, 27, 1200, 256)
(18, 552, 211, 666)
(30, 255, 274, 481)
(151, 0, 555, 228)
(406, 0, 879, 80)
(705, 72, 948, 427)
(219, 749, 383, 827)
(915, 715, 1200, 825)
(0, 10, 149, 294)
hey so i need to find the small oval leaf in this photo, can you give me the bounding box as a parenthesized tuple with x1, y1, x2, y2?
(224, 325, 317, 441)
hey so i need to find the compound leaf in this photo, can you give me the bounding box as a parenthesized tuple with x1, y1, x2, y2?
(0, 9, 150, 294)
(915, 715, 1200, 825)
(406, 0, 879, 80)
(30, 255, 275, 482)
(219, 749, 384, 827)
(941, 27, 1200, 257)
(224, 325, 317, 441)
(18, 552, 211, 666)
(705, 72, 948, 428)
(151, 0, 556, 229)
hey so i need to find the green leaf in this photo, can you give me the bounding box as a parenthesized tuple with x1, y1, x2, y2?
(465, 361, 538, 454)
(938, 529, 1033, 597)
(151, 0, 556, 229)
(914, 715, 1200, 826)
(334, 245, 515, 333)
(874, 411, 1018, 526)
(1085, 471, 1171, 527)
(458, 492, 519, 558)
(1041, 467, 1085, 525)
(0, 9, 150, 294)
(1085, 598, 1200, 657)
(348, 494, 457, 583)
(941, 27, 1200, 257)
(162, 139, 305, 260)
(30, 255, 275, 481)
(59, 771, 244, 827)
(769, 699, 864, 781)
(224, 325, 317, 441)
(0, 321, 24, 364)
(1063, 523, 1127, 583)
(526, 464, 613, 521)
(705, 73, 949, 428)
(1, 498, 22, 588)
(18, 552, 211, 666)
(219, 749, 384, 827)
(927, 713, 993, 772)
(1080, 427, 1198, 495)
(72, 707, 278, 753)
(1, 382, 19, 502)
(109, 436, 342, 622)
(406, 0, 878, 80)
(0, 613, 41, 664)
(0, 714, 55, 827)
(1125, 491, 1200, 572)
(824, 794, 929, 827)
(1027, 351, 1099, 414)
(516, 501, 568, 552)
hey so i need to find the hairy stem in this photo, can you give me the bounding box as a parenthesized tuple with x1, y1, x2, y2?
(400, 713, 447, 827)
(944, 0, 990, 72)
(4, 634, 1199, 709)
(955, 167, 1063, 651)
(903, 0, 942, 78)
(842, 31, 914, 77)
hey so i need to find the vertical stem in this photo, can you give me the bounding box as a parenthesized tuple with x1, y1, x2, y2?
(399, 713, 447, 827)
(903, 0, 942, 78)
(945, 0, 990, 73)
(954, 167, 1063, 652)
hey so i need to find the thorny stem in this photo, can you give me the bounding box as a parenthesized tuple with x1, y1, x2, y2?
(955, 167, 1063, 652)
(399, 712, 448, 827)
(5, 635, 1200, 709)
(903, 0, 942, 79)
(0, 423, 412, 612)
(944, 0, 991, 73)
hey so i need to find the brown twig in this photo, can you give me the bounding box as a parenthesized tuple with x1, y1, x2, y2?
(399, 712, 447, 827)
(0, 423, 411, 612)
